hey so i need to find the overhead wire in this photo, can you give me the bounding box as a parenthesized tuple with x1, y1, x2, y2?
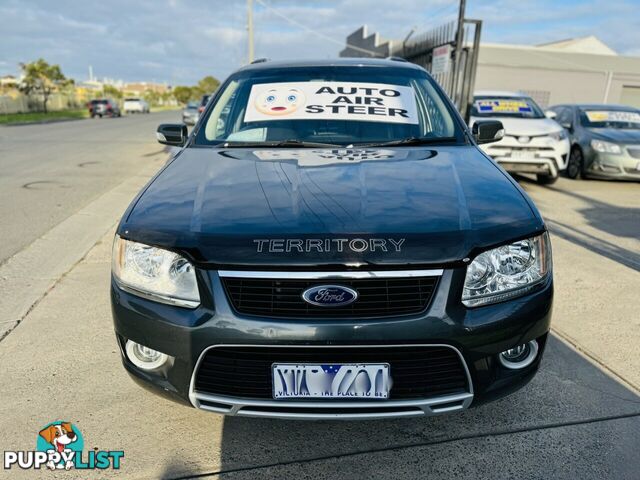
(254, 0, 385, 57)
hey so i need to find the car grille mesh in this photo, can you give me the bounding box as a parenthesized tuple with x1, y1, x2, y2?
(194, 346, 469, 400)
(221, 276, 438, 318)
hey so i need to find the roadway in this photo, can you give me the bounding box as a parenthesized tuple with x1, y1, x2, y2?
(0, 112, 175, 263)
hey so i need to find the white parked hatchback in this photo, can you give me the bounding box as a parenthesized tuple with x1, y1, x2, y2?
(469, 91, 569, 184)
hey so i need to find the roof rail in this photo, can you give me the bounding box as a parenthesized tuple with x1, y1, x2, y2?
(251, 58, 269, 64)
(387, 56, 408, 62)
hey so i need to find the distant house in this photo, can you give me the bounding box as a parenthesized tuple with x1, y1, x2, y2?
(124, 82, 172, 96)
(0, 75, 19, 88)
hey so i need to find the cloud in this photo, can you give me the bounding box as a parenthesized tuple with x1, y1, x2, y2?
(203, 26, 245, 45)
(0, 0, 638, 83)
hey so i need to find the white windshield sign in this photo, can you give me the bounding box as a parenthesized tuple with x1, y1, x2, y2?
(475, 99, 532, 114)
(244, 81, 419, 125)
(585, 110, 640, 124)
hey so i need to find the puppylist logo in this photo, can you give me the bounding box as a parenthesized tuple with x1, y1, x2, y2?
(3, 421, 124, 471)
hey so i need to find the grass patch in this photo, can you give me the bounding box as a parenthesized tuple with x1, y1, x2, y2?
(0, 109, 89, 125)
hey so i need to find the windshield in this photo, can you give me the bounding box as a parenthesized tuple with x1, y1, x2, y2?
(124, 98, 140, 102)
(580, 109, 640, 129)
(471, 96, 544, 119)
(194, 66, 462, 147)
(186, 101, 199, 109)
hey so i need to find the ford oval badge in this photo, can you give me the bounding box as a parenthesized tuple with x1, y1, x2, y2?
(302, 285, 358, 307)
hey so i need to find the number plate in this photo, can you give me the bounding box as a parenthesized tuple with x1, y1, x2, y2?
(510, 150, 535, 159)
(272, 363, 390, 399)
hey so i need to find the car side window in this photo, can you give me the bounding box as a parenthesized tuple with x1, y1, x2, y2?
(556, 107, 572, 127)
(205, 81, 240, 140)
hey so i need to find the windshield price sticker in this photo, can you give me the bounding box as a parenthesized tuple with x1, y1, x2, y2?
(476, 99, 532, 114)
(244, 81, 419, 124)
(585, 110, 640, 124)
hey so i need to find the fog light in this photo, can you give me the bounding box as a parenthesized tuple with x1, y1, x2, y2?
(498, 340, 539, 370)
(125, 340, 169, 370)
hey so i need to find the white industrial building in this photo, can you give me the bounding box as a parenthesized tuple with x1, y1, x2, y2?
(341, 28, 640, 108)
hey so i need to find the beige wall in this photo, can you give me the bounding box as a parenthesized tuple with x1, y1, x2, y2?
(608, 74, 640, 107)
(475, 64, 640, 108)
(474, 64, 610, 107)
(619, 86, 640, 108)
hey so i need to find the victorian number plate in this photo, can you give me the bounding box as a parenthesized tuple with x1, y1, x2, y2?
(272, 363, 390, 399)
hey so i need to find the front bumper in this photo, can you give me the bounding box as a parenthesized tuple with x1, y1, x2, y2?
(111, 268, 553, 419)
(480, 135, 569, 177)
(584, 148, 640, 180)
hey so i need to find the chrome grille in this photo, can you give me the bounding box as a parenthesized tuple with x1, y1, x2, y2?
(221, 275, 439, 318)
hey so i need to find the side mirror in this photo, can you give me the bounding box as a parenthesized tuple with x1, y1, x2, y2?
(472, 120, 505, 144)
(545, 110, 557, 119)
(560, 122, 573, 132)
(156, 124, 187, 146)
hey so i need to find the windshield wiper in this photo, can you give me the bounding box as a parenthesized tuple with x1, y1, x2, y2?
(354, 136, 458, 148)
(221, 139, 341, 148)
(273, 139, 342, 148)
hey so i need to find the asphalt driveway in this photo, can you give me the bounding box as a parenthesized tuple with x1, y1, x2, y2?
(1, 117, 638, 479)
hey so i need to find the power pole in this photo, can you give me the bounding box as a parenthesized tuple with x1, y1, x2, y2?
(247, 0, 254, 63)
(451, 0, 466, 107)
(402, 27, 416, 58)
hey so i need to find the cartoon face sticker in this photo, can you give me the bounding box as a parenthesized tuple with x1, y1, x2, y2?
(255, 87, 305, 116)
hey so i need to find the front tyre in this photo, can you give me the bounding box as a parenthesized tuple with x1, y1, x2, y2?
(536, 173, 558, 185)
(566, 148, 583, 179)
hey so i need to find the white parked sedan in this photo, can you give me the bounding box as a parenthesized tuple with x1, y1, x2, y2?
(123, 98, 150, 114)
(469, 91, 569, 184)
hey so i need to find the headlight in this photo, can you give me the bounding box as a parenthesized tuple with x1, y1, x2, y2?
(112, 235, 200, 308)
(549, 130, 567, 141)
(591, 139, 621, 154)
(462, 233, 551, 307)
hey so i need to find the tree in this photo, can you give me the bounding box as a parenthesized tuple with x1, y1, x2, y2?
(19, 59, 72, 113)
(103, 84, 122, 100)
(144, 90, 160, 106)
(197, 76, 220, 95)
(160, 91, 172, 105)
(170, 76, 219, 105)
(172, 86, 194, 104)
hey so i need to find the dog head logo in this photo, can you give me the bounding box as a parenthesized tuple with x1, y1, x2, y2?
(255, 87, 305, 116)
(37, 422, 83, 470)
(39, 422, 77, 453)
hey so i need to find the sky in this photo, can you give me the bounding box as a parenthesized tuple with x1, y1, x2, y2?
(1, 0, 639, 86)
